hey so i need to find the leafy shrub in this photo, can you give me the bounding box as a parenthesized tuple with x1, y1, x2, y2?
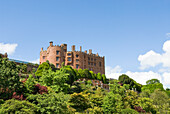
(0, 99, 39, 114)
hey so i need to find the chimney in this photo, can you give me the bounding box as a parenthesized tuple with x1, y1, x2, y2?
(72, 45, 75, 51)
(80, 46, 82, 52)
(89, 49, 92, 54)
(49, 41, 53, 46)
(41, 47, 43, 51)
(85, 50, 87, 53)
(96, 53, 99, 56)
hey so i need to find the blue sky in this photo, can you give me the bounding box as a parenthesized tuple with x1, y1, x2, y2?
(0, 0, 170, 87)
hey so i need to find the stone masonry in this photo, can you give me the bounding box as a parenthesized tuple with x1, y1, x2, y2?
(40, 41, 105, 74)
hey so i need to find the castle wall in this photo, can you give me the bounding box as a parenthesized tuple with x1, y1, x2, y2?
(40, 42, 105, 74)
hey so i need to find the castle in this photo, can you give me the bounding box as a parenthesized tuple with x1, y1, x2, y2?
(40, 41, 105, 74)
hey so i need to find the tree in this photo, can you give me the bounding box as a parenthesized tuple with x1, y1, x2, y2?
(0, 58, 22, 99)
(39, 69, 69, 93)
(0, 99, 39, 113)
(102, 74, 106, 84)
(27, 93, 71, 114)
(63, 65, 76, 86)
(83, 69, 92, 79)
(97, 73, 103, 81)
(123, 90, 139, 109)
(146, 79, 160, 85)
(118, 74, 142, 92)
(137, 97, 156, 113)
(139, 89, 151, 98)
(150, 89, 169, 113)
(32, 67, 36, 74)
(90, 71, 96, 79)
(35, 62, 50, 77)
(21, 64, 27, 73)
(68, 92, 91, 112)
(142, 81, 164, 93)
(102, 92, 123, 113)
(109, 79, 126, 96)
(24, 75, 36, 94)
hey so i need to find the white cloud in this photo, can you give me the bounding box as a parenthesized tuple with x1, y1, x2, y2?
(106, 66, 169, 88)
(0, 43, 18, 55)
(162, 73, 170, 85)
(29, 58, 39, 64)
(138, 40, 170, 69)
(138, 50, 162, 70)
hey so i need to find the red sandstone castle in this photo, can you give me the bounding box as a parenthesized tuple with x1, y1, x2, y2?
(40, 41, 105, 74)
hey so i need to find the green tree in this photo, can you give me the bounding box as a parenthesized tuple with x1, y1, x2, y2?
(24, 74, 36, 94)
(0, 58, 21, 99)
(118, 74, 142, 92)
(102, 92, 123, 113)
(68, 92, 91, 112)
(139, 89, 151, 98)
(0, 99, 39, 114)
(83, 69, 92, 79)
(32, 67, 36, 74)
(97, 73, 103, 81)
(146, 79, 160, 85)
(63, 65, 76, 86)
(27, 93, 71, 114)
(74, 69, 80, 80)
(35, 62, 50, 77)
(90, 71, 96, 79)
(137, 97, 156, 113)
(109, 79, 126, 96)
(78, 68, 86, 78)
(102, 74, 106, 83)
(21, 64, 27, 73)
(150, 89, 169, 113)
(142, 81, 164, 93)
(39, 69, 69, 93)
(123, 90, 139, 109)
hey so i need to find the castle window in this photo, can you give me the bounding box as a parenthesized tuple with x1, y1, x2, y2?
(76, 54, 79, 58)
(76, 64, 79, 69)
(99, 62, 101, 67)
(91, 58, 93, 61)
(56, 64, 59, 68)
(76, 59, 79, 63)
(67, 53, 71, 56)
(68, 57, 71, 61)
(94, 63, 96, 66)
(43, 56, 46, 59)
(94, 59, 96, 61)
(88, 57, 90, 60)
(56, 51, 59, 55)
(88, 62, 90, 65)
(56, 57, 59, 61)
(91, 63, 93, 65)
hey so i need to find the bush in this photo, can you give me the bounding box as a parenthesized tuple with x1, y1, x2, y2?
(0, 99, 39, 114)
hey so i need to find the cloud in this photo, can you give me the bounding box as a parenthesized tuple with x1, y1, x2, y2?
(105, 66, 170, 88)
(138, 40, 170, 70)
(0, 43, 18, 55)
(29, 58, 39, 64)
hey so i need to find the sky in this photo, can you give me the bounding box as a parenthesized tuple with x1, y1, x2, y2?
(0, 0, 170, 88)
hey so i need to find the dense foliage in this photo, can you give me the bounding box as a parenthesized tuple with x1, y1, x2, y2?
(0, 58, 169, 113)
